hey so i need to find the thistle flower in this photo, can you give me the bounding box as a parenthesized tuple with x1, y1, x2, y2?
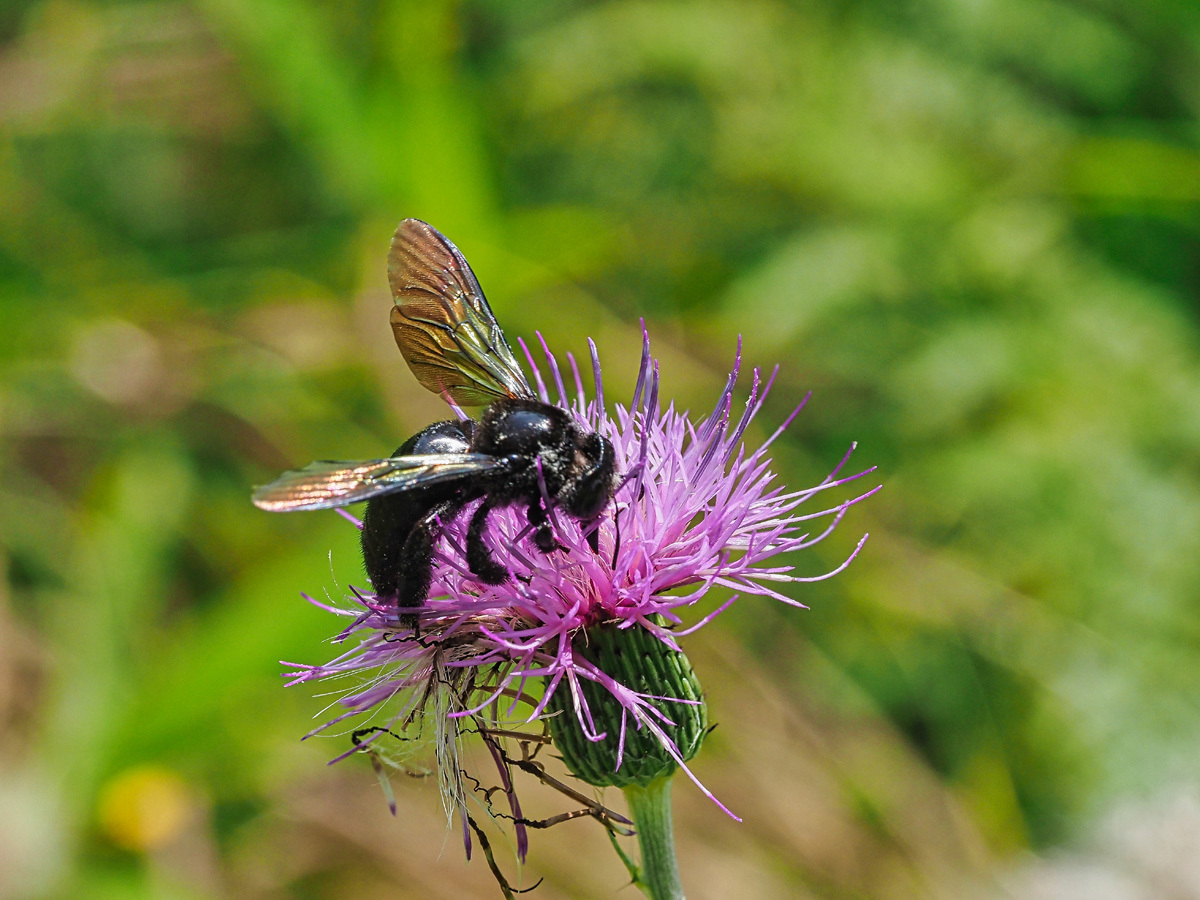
(283, 331, 876, 899)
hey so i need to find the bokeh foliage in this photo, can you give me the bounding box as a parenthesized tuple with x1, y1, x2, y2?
(3, 1, 1200, 898)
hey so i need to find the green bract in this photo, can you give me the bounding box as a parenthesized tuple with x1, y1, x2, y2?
(547, 624, 708, 788)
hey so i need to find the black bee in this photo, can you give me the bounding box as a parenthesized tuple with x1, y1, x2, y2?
(253, 219, 617, 612)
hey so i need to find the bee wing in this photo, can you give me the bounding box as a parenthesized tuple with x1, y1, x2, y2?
(252, 453, 503, 512)
(388, 218, 536, 406)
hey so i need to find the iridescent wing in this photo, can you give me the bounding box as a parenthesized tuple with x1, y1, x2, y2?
(388, 218, 535, 406)
(252, 454, 503, 512)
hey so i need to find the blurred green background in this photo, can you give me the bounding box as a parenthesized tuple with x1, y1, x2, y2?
(3, 0, 1200, 897)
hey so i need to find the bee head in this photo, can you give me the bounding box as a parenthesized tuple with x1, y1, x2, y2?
(563, 430, 617, 521)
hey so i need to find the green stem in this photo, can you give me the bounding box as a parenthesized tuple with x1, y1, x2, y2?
(623, 776, 684, 900)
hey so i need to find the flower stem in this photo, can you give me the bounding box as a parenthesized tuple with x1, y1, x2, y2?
(623, 776, 684, 900)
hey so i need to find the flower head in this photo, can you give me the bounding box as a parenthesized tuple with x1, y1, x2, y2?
(286, 329, 876, 830)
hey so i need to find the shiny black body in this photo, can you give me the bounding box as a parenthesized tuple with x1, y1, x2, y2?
(361, 399, 616, 609)
(360, 419, 476, 604)
(251, 219, 620, 613)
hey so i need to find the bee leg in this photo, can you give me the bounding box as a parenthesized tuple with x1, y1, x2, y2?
(398, 499, 463, 610)
(467, 498, 509, 585)
(584, 520, 601, 554)
(527, 498, 562, 553)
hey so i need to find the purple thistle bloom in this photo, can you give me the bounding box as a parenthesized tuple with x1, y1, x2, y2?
(285, 329, 877, 836)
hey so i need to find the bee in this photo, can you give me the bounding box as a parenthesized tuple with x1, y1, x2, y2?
(253, 219, 617, 612)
